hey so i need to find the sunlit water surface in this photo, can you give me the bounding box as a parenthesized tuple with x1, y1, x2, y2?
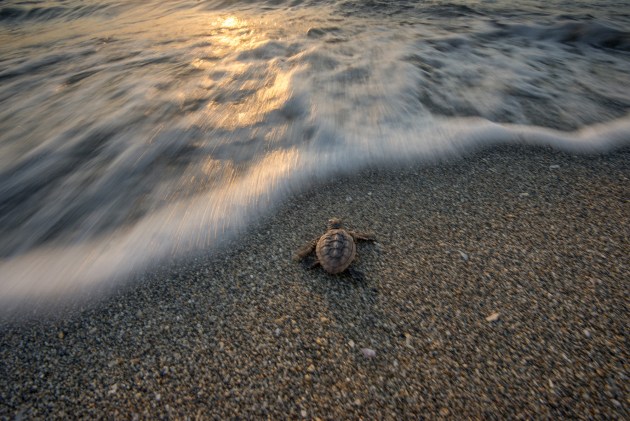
(1, 0, 629, 311)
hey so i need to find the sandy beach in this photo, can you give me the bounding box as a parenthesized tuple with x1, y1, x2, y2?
(1, 145, 628, 419)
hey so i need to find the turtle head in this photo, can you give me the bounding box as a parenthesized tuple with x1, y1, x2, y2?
(327, 218, 343, 230)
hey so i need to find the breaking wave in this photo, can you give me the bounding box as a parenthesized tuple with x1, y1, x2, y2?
(1, 0, 629, 312)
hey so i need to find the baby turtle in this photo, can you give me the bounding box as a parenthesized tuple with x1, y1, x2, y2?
(293, 218, 375, 275)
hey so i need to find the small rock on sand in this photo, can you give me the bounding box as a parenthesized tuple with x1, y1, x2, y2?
(360, 348, 376, 358)
(486, 312, 500, 322)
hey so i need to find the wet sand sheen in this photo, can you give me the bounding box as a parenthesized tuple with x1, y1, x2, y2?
(1, 145, 628, 418)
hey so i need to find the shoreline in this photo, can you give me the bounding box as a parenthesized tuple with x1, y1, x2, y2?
(1, 145, 628, 418)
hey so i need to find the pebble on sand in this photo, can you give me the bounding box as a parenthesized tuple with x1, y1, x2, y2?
(360, 348, 376, 358)
(485, 312, 500, 322)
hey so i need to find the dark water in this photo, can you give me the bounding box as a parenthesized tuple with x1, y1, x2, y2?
(1, 0, 629, 308)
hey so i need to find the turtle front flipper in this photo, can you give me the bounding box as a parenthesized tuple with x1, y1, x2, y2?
(348, 230, 376, 242)
(293, 236, 320, 261)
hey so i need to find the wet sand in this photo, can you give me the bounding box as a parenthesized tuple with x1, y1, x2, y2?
(1, 145, 628, 419)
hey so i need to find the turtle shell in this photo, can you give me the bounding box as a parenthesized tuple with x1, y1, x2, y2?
(315, 229, 356, 274)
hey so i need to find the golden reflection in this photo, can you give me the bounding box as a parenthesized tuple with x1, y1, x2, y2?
(201, 67, 293, 130)
(187, 13, 296, 131)
(221, 16, 239, 28)
(201, 157, 236, 179)
(246, 148, 300, 195)
(227, 148, 301, 197)
(190, 58, 215, 70)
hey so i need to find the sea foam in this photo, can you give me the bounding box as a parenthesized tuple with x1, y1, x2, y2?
(1, 0, 629, 312)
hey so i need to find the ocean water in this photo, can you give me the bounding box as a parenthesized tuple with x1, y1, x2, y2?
(1, 0, 629, 309)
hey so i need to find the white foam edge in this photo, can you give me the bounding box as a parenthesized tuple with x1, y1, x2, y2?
(0, 115, 628, 312)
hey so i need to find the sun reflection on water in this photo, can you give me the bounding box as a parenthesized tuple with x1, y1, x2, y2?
(186, 14, 297, 131)
(221, 16, 240, 28)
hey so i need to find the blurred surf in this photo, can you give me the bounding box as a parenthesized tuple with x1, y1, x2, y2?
(1, 0, 629, 310)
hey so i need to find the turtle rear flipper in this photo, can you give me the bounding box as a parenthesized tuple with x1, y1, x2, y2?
(309, 259, 321, 270)
(293, 236, 320, 261)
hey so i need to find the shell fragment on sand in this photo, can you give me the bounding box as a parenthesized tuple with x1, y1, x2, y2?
(486, 312, 500, 322)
